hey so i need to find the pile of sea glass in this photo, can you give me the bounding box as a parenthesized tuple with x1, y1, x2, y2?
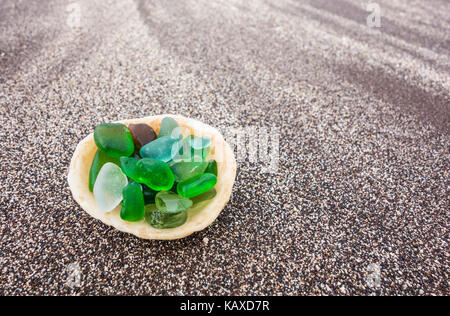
(89, 117, 218, 229)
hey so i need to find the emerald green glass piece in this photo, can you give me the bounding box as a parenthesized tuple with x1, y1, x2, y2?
(139, 136, 181, 163)
(136, 158, 175, 191)
(169, 161, 209, 181)
(120, 157, 174, 191)
(142, 185, 157, 205)
(158, 117, 183, 140)
(155, 191, 193, 214)
(177, 173, 217, 198)
(205, 160, 218, 176)
(119, 157, 140, 182)
(190, 188, 217, 204)
(188, 188, 218, 213)
(145, 204, 188, 229)
(89, 149, 120, 192)
(94, 123, 135, 158)
(120, 182, 145, 222)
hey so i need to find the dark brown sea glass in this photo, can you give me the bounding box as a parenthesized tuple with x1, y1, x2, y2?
(128, 123, 157, 150)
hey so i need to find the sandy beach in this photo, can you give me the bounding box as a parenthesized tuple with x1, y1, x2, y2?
(0, 0, 448, 295)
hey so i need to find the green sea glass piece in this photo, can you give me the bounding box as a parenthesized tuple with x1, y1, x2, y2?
(169, 161, 209, 182)
(188, 188, 217, 213)
(190, 188, 217, 204)
(155, 191, 193, 214)
(94, 123, 135, 158)
(120, 182, 145, 222)
(140, 136, 181, 163)
(205, 160, 218, 176)
(119, 157, 140, 182)
(177, 173, 217, 198)
(142, 185, 157, 205)
(120, 157, 174, 191)
(89, 149, 120, 192)
(136, 158, 175, 191)
(145, 204, 188, 229)
(158, 117, 183, 140)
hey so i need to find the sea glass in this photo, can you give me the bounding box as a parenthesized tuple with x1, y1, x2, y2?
(170, 182, 178, 193)
(158, 117, 183, 140)
(136, 158, 175, 191)
(169, 161, 209, 182)
(94, 123, 134, 158)
(142, 185, 158, 205)
(93, 163, 128, 212)
(177, 173, 217, 198)
(145, 204, 188, 229)
(204, 160, 218, 176)
(188, 188, 217, 213)
(155, 191, 193, 214)
(184, 136, 211, 150)
(89, 149, 120, 192)
(119, 157, 140, 182)
(140, 136, 181, 163)
(177, 136, 211, 162)
(120, 157, 174, 191)
(120, 181, 145, 222)
(128, 123, 157, 150)
(190, 188, 217, 204)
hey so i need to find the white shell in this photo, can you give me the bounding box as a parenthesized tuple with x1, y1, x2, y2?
(68, 115, 237, 240)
